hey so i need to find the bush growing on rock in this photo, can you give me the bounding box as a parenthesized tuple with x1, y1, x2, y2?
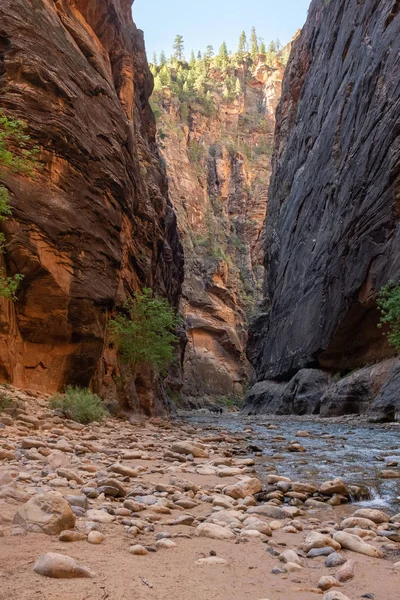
(378, 283, 400, 352)
(50, 386, 107, 424)
(108, 287, 179, 374)
(0, 110, 41, 299)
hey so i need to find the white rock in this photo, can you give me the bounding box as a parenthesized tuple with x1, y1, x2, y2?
(34, 553, 95, 578)
(195, 523, 236, 540)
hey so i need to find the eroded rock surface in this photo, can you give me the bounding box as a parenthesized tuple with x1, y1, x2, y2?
(0, 0, 183, 415)
(246, 0, 400, 417)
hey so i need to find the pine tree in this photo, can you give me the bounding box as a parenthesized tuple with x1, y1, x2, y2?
(189, 50, 196, 67)
(160, 50, 167, 66)
(259, 41, 267, 55)
(173, 34, 184, 61)
(197, 50, 202, 60)
(250, 27, 259, 59)
(235, 77, 242, 96)
(237, 31, 247, 58)
(152, 52, 158, 67)
(205, 45, 214, 59)
(216, 41, 229, 70)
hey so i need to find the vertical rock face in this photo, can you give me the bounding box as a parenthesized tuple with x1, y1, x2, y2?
(154, 58, 285, 403)
(0, 0, 183, 415)
(246, 0, 400, 412)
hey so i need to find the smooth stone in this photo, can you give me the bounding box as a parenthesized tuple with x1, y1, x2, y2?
(34, 553, 95, 578)
(318, 576, 341, 591)
(323, 593, 352, 600)
(303, 531, 341, 552)
(59, 530, 87, 542)
(279, 549, 303, 566)
(353, 508, 390, 524)
(325, 552, 347, 568)
(196, 557, 228, 565)
(129, 544, 148, 556)
(247, 505, 286, 519)
(333, 531, 382, 557)
(87, 531, 105, 545)
(195, 523, 236, 540)
(336, 559, 356, 582)
(155, 539, 176, 549)
(86, 509, 115, 524)
(307, 547, 335, 558)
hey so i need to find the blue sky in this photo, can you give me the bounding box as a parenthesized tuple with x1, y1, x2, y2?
(133, 0, 311, 60)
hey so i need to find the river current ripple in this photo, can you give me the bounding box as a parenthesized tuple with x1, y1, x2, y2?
(183, 413, 400, 511)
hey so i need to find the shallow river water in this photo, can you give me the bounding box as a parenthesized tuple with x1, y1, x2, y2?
(184, 413, 400, 511)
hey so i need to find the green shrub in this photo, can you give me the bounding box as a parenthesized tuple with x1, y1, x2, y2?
(0, 110, 41, 300)
(378, 283, 400, 352)
(0, 391, 13, 411)
(50, 386, 107, 424)
(108, 288, 179, 374)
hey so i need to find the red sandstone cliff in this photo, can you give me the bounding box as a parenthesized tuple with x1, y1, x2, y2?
(151, 56, 285, 404)
(0, 0, 183, 415)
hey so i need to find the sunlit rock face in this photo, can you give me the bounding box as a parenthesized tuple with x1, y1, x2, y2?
(155, 56, 285, 403)
(245, 0, 400, 416)
(0, 0, 183, 415)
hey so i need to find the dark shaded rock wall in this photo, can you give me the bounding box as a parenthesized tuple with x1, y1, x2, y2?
(0, 0, 183, 415)
(248, 0, 400, 385)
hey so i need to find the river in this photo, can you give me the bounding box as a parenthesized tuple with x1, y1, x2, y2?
(183, 413, 400, 511)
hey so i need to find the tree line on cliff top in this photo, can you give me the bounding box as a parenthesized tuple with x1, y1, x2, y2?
(149, 28, 289, 109)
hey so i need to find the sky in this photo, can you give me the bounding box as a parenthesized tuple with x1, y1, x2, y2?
(133, 0, 311, 60)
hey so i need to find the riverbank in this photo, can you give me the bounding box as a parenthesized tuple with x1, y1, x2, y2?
(0, 390, 399, 600)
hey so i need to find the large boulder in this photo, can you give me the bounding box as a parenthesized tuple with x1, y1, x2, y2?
(368, 362, 400, 422)
(14, 492, 76, 534)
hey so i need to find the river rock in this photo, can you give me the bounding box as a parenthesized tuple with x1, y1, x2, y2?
(14, 491, 76, 534)
(169, 475, 199, 492)
(333, 531, 382, 557)
(247, 504, 286, 519)
(87, 531, 105, 544)
(34, 553, 95, 578)
(86, 509, 115, 524)
(223, 477, 262, 499)
(320, 479, 348, 496)
(195, 523, 236, 540)
(279, 549, 303, 566)
(353, 508, 390, 523)
(326, 552, 347, 567)
(340, 517, 377, 530)
(59, 530, 87, 542)
(128, 544, 148, 556)
(323, 593, 352, 600)
(171, 441, 208, 458)
(307, 547, 335, 558)
(303, 531, 341, 552)
(196, 557, 228, 566)
(318, 576, 341, 591)
(336, 559, 356, 582)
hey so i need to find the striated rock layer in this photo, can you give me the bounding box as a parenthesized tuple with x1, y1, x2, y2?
(154, 57, 285, 403)
(0, 0, 183, 415)
(245, 0, 400, 416)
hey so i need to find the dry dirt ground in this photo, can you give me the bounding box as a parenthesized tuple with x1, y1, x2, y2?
(0, 389, 399, 600)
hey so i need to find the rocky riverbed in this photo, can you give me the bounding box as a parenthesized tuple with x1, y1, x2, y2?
(1, 387, 399, 600)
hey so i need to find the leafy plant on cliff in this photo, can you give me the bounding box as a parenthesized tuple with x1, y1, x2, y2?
(50, 386, 108, 424)
(108, 288, 179, 375)
(377, 283, 400, 353)
(0, 110, 40, 300)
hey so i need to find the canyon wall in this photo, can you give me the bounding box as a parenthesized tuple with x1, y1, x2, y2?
(245, 0, 400, 419)
(0, 0, 183, 415)
(153, 58, 284, 405)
